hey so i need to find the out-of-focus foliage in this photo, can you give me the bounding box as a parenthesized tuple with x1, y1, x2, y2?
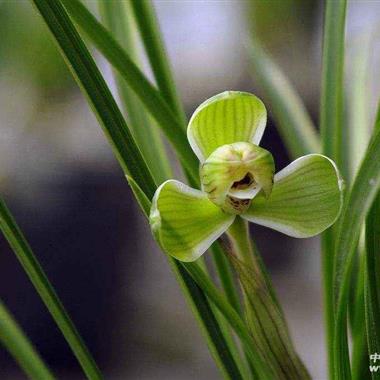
(0, 1, 72, 92)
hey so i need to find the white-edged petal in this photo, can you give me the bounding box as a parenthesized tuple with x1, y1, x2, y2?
(242, 154, 344, 238)
(150, 180, 235, 261)
(187, 91, 267, 162)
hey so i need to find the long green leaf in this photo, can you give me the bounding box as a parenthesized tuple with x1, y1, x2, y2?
(60, 0, 199, 183)
(365, 192, 380, 380)
(130, 0, 187, 127)
(31, 1, 243, 377)
(99, 0, 172, 184)
(334, 114, 380, 380)
(346, 34, 372, 380)
(320, 0, 347, 167)
(210, 243, 241, 314)
(0, 299, 55, 380)
(32, 0, 156, 200)
(248, 40, 320, 158)
(351, 244, 370, 380)
(320, 1, 347, 378)
(0, 198, 101, 380)
(173, 262, 244, 380)
(345, 34, 372, 180)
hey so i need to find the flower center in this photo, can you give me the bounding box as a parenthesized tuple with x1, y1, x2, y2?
(200, 142, 275, 215)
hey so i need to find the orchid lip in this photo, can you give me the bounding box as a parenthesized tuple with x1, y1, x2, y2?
(228, 172, 261, 199)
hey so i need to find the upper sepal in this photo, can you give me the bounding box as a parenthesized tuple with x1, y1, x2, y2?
(187, 91, 267, 163)
(242, 154, 344, 237)
(150, 180, 235, 262)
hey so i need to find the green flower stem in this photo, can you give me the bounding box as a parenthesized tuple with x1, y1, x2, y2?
(226, 217, 310, 380)
(99, 0, 172, 184)
(0, 299, 55, 380)
(320, 1, 347, 378)
(130, 0, 187, 127)
(0, 198, 102, 380)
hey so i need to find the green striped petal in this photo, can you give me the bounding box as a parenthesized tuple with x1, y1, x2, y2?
(150, 180, 235, 262)
(242, 154, 344, 238)
(187, 91, 267, 163)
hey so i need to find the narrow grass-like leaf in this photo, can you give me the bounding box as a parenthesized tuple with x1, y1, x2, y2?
(60, 0, 199, 182)
(248, 40, 320, 158)
(172, 262, 244, 380)
(345, 34, 372, 180)
(320, 0, 347, 167)
(0, 198, 102, 380)
(99, 0, 172, 184)
(365, 192, 380, 380)
(126, 175, 151, 216)
(345, 34, 372, 380)
(130, 0, 187, 127)
(210, 242, 241, 314)
(351, 246, 371, 380)
(334, 115, 380, 380)
(320, 2, 347, 378)
(32, 0, 156, 199)
(0, 299, 55, 380)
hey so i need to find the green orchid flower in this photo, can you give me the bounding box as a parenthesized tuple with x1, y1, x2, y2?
(150, 91, 344, 262)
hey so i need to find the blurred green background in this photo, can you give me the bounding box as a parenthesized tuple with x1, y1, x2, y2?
(0, 1, 378, 379)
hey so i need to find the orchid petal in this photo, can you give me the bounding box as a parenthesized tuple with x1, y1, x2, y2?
(242, 154, 344, 237)
(150, 180, 235, 261)
(187, 91, 267, 163)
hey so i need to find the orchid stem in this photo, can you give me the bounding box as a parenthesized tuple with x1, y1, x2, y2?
(226, 217, 310, 380)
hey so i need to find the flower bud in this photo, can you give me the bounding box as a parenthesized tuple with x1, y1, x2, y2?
(200, 142, 275, 214)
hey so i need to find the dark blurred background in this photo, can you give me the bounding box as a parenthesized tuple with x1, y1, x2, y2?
(0, 0, 379, 379)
